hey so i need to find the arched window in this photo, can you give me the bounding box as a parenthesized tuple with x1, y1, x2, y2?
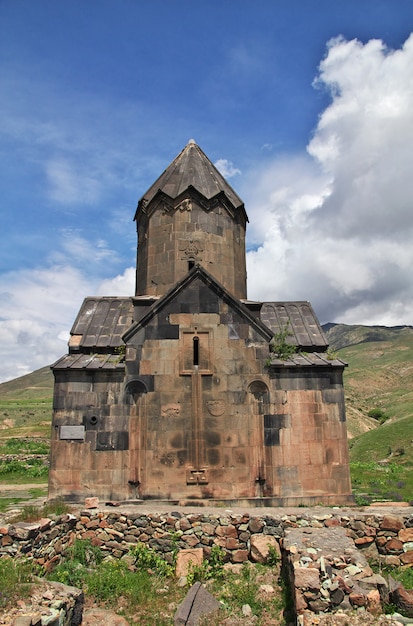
(248, 381, 269, 414)
(125, 379, 148, 404)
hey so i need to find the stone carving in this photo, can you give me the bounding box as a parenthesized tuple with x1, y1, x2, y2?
(206, 399, 226, 416)
(175, 548, 203, 577)
(179, 239, 203, 261)
(178, 198, 192, 212)
(161, 403, 181, 418)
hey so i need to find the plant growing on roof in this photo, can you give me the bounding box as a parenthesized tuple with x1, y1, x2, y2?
(269, 322, 297, 361)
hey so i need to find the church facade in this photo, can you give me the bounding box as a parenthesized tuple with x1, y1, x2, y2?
(49, 141, 352, 505)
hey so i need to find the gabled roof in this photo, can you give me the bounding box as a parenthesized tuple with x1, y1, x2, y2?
(69, 297, 134, 350)
(123, 264, 273, 343)
(259, 302, 328, 351)
(135, 140, 246, 217)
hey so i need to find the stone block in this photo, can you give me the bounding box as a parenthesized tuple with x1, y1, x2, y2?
(400, 550, 413, 565)
(399, 528, 413, 543)
(250, 534, 280, 564)
(84, 497, 99, 509)
(175, 548, 204, 578)
(174, 582, 221, 625)
(294, 567, 320, 591)
(380, 515, 405, 532)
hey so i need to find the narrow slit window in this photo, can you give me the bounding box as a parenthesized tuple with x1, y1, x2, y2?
(188, 260, 195, 270)
(193, 336, 199, 366)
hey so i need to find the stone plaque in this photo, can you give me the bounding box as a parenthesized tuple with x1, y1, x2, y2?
(60, 425, 85, 440)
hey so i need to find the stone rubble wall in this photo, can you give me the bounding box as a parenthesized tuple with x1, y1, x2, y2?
(1, 509, 412, 622)
(2, 581, 83, 626)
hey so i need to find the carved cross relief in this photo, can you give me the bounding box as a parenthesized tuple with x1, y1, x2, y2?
(181, 330, 211, 484)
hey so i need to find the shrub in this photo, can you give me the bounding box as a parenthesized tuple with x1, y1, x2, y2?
(269, 323, 297, 361)
(186, 545, 225, 585)
(131, 542, 173, 577)
(367, 408, 389, 424)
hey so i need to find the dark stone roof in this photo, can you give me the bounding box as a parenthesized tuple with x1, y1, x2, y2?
(52, 353, 125, 371)
(259, 302, 328, 351)
(69, 297, 134, 349)
(54, 275, 329, 369)
(267, 352, 346, 368)
(136, 140, 245, 213)
(123, 264, 273, 344)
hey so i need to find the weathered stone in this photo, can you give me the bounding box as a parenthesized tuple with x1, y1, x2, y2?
(295, 589, 308, 613)
(366, 588, 382, 615)
(84, 497, 99, 509)
(12, 617, 33, 626)
(215, 524, 237, 538)
(179, 518, 191, 532)
(8, 523, 40, 541)
(250, 534, 280, 563)
(249, 518, 264, 534)
(400, 550, 413, 564)
(232, 549, 248, 563)
(175, 548, 204, 578)
(294, 567, 320, 591)
(174, 582, 221, 625)
(385, 538, 404, 554)
(391, 584, 413, 618)
(354, 536, 374, 546)
(380, 515, 405, 532)
(242, 604, 252, 617)
(330, 586, 345, 606)
(399, 528, 413, 542)
(349, 591, 366, 606)
(308, 598, 329, 612)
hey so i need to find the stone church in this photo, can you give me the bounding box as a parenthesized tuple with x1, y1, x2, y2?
(49, 140, 352, 505)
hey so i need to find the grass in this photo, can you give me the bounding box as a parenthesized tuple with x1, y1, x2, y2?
(0, 457, 49, 482)
(348, 414, 413, 502)
(44, 539, 286, 625)
(0, 557, 37, 610)
(0, 437, 50, 455)
(7, 498, 71, 522)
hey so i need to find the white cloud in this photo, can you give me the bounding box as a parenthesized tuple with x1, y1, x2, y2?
(0, 261, 137, 382)
(46, 158, 102, 205)
(0, 265, 93, 382)
(214, 159, 241, 179)
(96, 267, 135, 296)
(245, 33, 413, 325)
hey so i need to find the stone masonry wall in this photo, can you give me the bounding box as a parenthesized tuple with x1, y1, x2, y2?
(1, 509, 412, 621)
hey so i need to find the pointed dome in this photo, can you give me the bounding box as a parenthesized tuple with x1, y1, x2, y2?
(138, 140, 244, 211)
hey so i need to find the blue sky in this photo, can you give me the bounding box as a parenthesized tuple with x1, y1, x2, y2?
(1, 0, 413, 381)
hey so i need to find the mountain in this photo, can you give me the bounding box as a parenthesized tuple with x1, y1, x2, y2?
(322, 322, 413, 351)
(0, 366, 53, 439)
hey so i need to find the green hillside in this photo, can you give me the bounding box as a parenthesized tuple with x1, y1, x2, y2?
(0, 366, 53, 440)
(324, 324, 413, 503)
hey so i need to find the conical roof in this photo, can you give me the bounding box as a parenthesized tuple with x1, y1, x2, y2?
(138, 140, 244, 211)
